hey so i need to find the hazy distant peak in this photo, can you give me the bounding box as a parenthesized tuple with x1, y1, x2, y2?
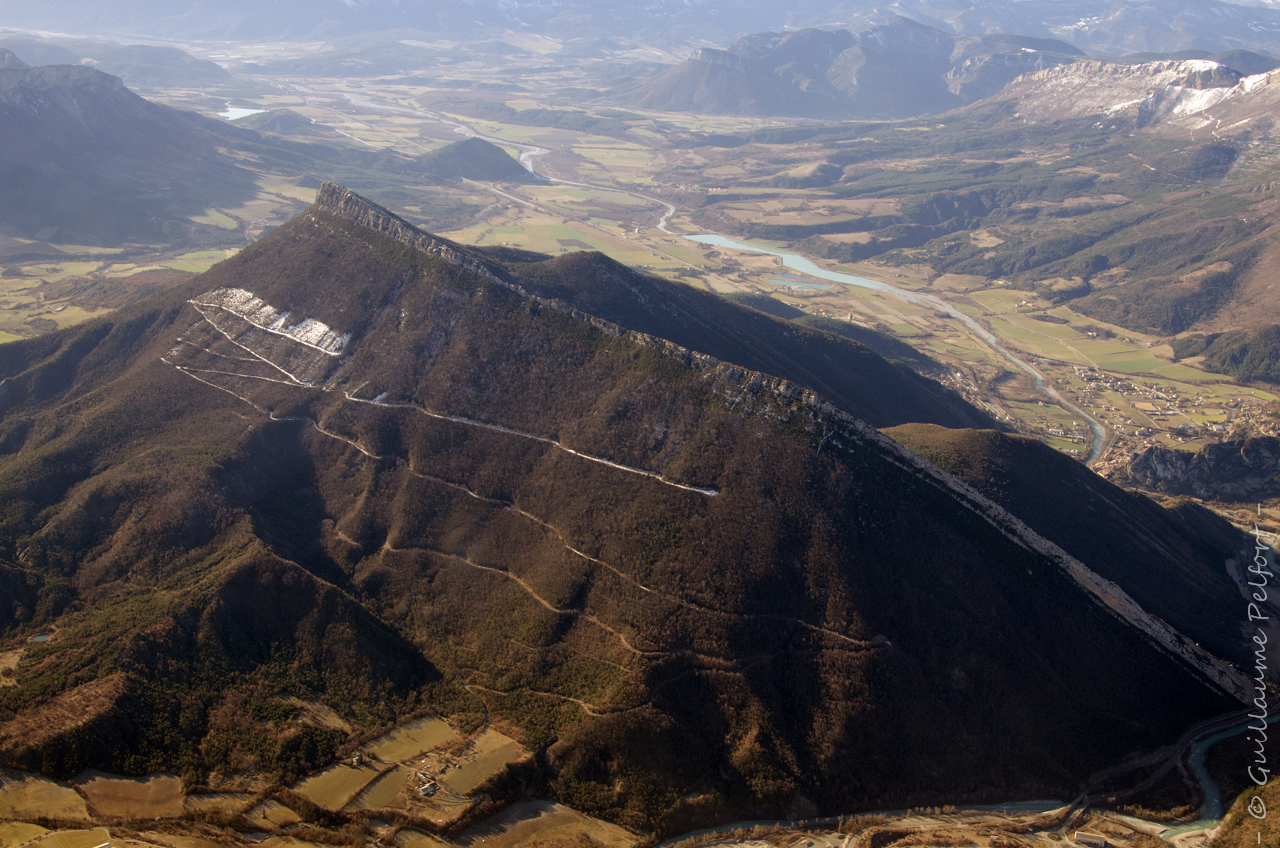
(622, 15, 1084, 118)
(0, 48, 26, 69)
(414, 136, 536, 182)
(727, 30, 782, 57)
(0, 63, 127, 95)
(1118, 47, 1280, 75)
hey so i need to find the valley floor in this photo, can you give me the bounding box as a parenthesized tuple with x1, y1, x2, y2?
(103, 65, 1280, 476)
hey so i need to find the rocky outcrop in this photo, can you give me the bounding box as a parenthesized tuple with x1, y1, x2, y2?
(691, 47, 747, 74)
(996, 59, 1242, 125)
(314, 182, 505, 285)
(1129, 437, 1280, 501)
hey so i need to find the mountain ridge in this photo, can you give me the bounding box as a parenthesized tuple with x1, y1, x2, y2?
(989, 57, 1246, 124)
(192, 186, 1260, 705)
(239, 188, 1257, 704)
(615, 19, 1087, 118)
(7, 0, 1280, 54)
(0, 184, 1248, 828)
(167, 187, 1262, 707)
(311, 183, 997, 430)
(0, 65, 498, 246)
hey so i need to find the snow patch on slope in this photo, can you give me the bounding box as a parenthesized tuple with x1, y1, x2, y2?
(1002, 59, 1242, 123)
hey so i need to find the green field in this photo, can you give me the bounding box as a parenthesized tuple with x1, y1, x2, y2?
(190, 208, 239, 230)
(987, 320, 1090, 364)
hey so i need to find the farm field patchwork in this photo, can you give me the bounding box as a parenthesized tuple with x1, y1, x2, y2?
(245, 800, 303, 829)
(368, 716, 458, 762)
(345, 765, 414, 811)
(293, 762, 383, 811)
(71, 771, 184, 819)
(0, 772, 88, 821)
(439, 730, 526, 794)
(457, 800, 638, 848)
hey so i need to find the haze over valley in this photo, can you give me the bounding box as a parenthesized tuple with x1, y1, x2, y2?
(1, 3, 1279, 848)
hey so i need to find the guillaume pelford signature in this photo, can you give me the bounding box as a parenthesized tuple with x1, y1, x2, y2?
(1247, 514, 1273, 842)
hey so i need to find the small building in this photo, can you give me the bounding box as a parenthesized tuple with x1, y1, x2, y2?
(1075, 832, 1107, 848)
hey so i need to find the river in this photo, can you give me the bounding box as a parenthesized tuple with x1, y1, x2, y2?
(1155, 711, 1280, 838)
(314, 94, 1105, 458)
(685, 234, 1108, 464)
(317, 101, 1255, 842)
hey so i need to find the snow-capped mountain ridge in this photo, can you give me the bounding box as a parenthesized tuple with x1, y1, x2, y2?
(996, 57, 1254, 123)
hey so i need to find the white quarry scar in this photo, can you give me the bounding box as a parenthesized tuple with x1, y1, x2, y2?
(191, 287, 351, 355)
(169, 294, 718, 497)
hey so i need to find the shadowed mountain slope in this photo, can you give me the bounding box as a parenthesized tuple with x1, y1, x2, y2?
(0, 65, 487, 246)
(883, 424, 1250, 666)
(0, 64, 261, 245)
(484, 247, 996, 430)
(0, 184, 1246, 831)
(0, 37, 234, 88)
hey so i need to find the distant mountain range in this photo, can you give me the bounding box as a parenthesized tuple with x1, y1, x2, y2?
(5, 0, 1280, 54)
(0, 36, 233, 89)
(0, 183, 1250, 828)
(616, 18, 1086, 118)
(0, 64, 533, 245)
(0, 64, 260, 245)
(984, 56, 1255, 124)
(609, 16, 1280, 119)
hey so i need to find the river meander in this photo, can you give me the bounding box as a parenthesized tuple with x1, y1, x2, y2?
(685, 234, 1107, 463)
